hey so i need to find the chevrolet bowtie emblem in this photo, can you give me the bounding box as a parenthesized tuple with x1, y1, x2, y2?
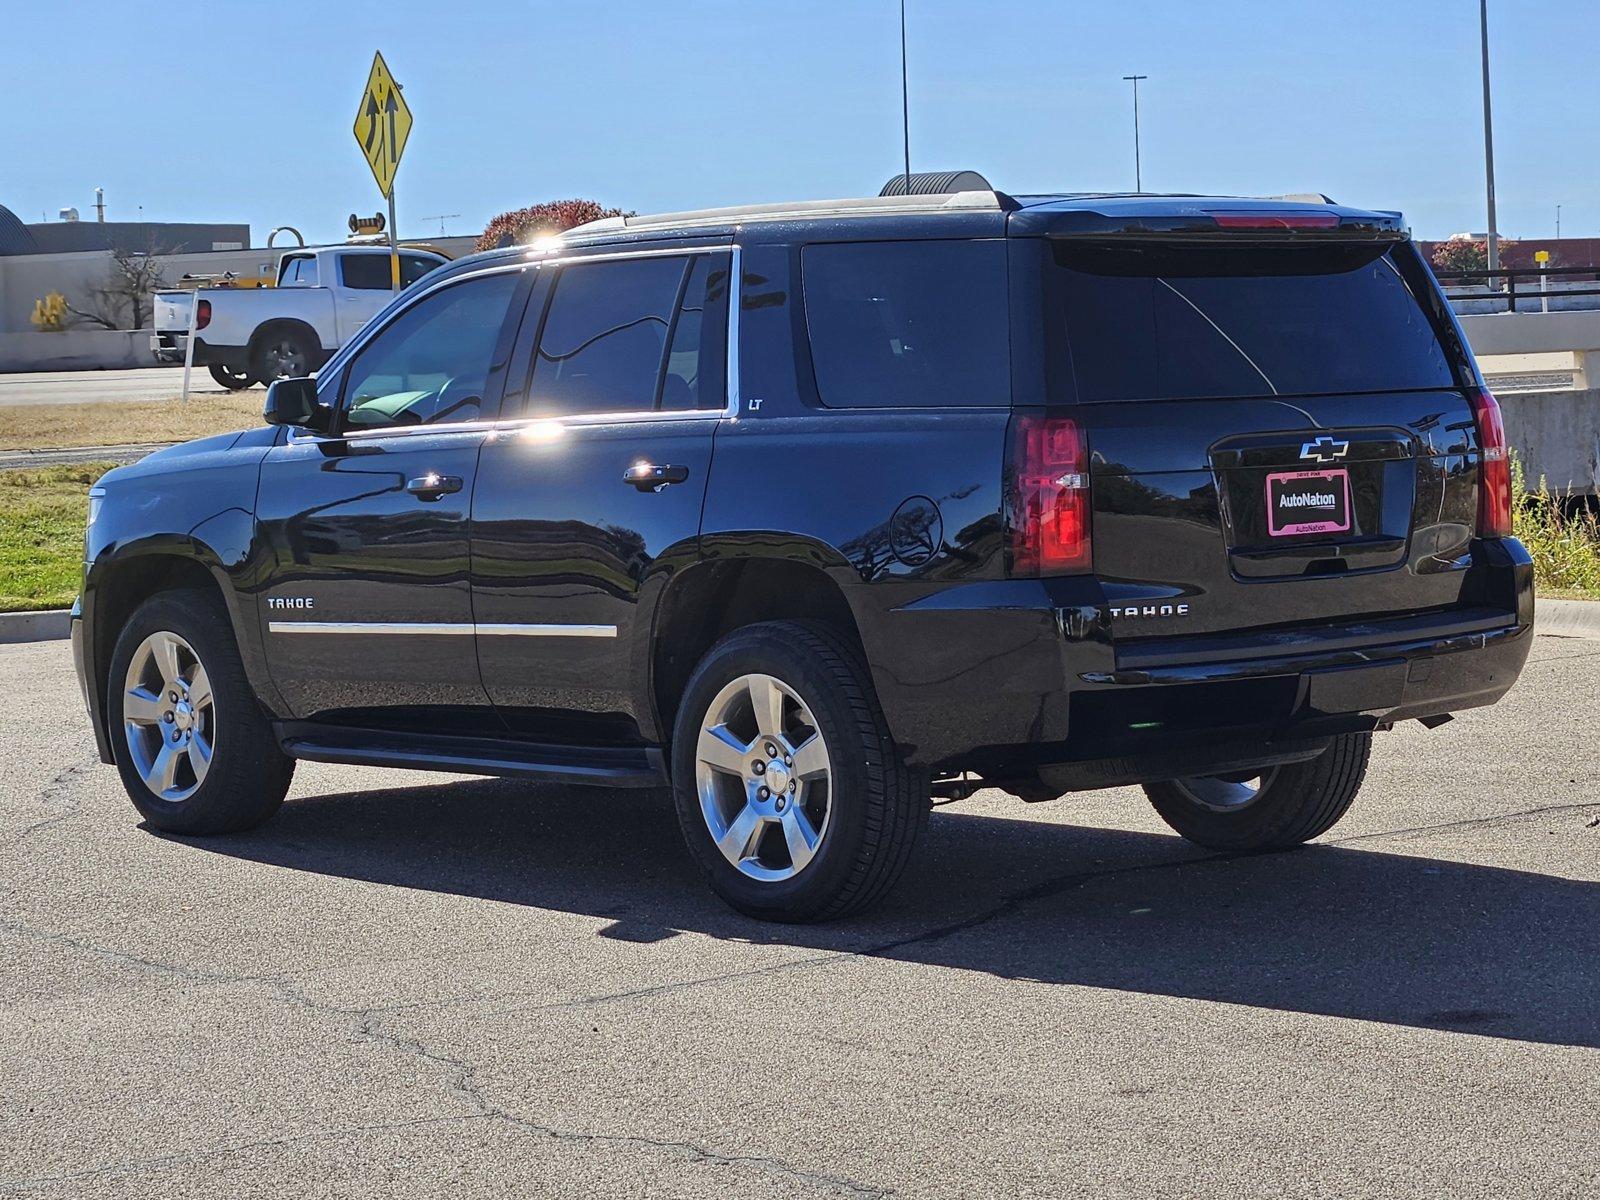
(1300, 436, 1350, 463)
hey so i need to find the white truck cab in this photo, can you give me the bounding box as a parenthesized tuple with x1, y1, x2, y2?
(151, 245, 448, 389)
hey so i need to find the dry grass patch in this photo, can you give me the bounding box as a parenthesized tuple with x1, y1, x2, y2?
(0, 395, 261, 450)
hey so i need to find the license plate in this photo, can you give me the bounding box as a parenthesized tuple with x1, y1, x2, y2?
(1265, 468, 1351, 537)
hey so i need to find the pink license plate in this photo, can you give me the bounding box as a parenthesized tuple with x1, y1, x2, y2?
(1265, 468, 1351, 537)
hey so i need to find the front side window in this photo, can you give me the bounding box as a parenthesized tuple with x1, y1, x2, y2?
(341, 252, 440, 291)
(528, 256, 694, 417)
(801, 239, 1011, 408)
(339, 271, 519, 431)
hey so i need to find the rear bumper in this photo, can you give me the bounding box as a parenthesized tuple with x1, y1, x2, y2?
(871, 538, 1535, 772)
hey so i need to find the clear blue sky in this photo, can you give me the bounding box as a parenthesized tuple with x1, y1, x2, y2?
(4, 0, 1596, 246)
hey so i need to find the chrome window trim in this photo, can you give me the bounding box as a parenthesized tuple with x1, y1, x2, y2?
(290, 244, 740, 446)
(268, 621, 618, 637)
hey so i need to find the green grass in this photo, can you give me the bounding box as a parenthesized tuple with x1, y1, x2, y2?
(0, 463, 115, 612)
(1512, 457, 1600, 600)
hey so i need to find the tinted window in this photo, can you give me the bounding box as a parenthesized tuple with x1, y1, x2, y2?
(802, 240, 1010, 408)
(1049, 241, 1455, 402)
(340, 271, 518, 431)
(660, 256, 730, 411)
(341, 252, 440, 291)
(528, 256, 688, 416)
(281, 255, 317, 286)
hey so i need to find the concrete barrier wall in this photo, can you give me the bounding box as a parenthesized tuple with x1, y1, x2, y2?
(1497, 388, 1600, 496)
(0, 330, 151, 372)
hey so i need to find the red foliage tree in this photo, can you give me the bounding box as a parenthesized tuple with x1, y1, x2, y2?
(474, 199, 625, 253)
(1431, 237, 1517, 275)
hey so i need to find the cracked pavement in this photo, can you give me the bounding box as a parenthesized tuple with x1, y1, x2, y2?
(1, 636, 1596, 1197)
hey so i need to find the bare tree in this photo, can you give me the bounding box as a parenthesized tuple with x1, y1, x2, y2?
(67, 240, 171, 330)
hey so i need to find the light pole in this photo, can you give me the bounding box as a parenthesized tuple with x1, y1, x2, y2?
(1479, 0, 1499, 277)
(900, 0, 911, 195)
(1556, 204, 1562, 239)
(1123, 74, 1148, 193)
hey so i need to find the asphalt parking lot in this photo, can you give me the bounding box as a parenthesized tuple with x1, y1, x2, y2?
(2, 635, 1596, 1198)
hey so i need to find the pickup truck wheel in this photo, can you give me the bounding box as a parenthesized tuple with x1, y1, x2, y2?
(207, 363, 256, 391)
(1143, 732, 1371, 851)
(251, 330, 314, 382)
(108, 589, 294, 836)
(671, 621, 929, 923)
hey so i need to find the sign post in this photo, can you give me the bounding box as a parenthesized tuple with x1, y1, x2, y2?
(351, 51, 413, 291)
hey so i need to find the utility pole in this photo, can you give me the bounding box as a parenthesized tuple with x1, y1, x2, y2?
(900, 0, 911, 194)
(1123, 74, 1148, 193)
(1556, 204, 1562, 239)
(1479, 0, 1499, 277)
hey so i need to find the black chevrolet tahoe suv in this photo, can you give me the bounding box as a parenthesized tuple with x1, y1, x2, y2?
(73, 187, 1534, 922)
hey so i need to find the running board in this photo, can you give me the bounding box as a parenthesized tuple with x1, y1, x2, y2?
(275, 724, 668, 789)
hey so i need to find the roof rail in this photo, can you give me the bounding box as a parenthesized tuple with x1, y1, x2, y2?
(567, 190, 1005, 236)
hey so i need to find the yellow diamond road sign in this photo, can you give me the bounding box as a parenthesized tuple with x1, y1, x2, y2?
(353, 51, 412, 198)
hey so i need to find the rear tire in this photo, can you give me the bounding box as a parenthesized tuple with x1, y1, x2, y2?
(207, 363, 256, 391)
(107, 589, 293, 835)
(670, 620, 929, 922)
(1143, 732, 1371, 851)
(250, 327, 316, 383)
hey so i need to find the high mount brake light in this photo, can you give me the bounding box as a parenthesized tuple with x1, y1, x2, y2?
(1210, 212, 1341, 230)
(1009, 414, 1092, 576)
(1466, 386, 1513, 538)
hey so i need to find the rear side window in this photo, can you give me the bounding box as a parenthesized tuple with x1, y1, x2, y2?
(802, 240, 1010, 408)
(280, 255, 317, 286)
(1049, 241, 1455, 402)
(528, 254, 726, 417)
(341, 253, 440, 291)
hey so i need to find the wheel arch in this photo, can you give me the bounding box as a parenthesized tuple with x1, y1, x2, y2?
(83, 532, 280, 763)
(642, 549, 868, 746)
(247, 317, 329, 369)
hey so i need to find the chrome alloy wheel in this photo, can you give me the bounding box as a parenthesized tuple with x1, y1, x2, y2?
(1167, 767, 1281, 813)
(121, 630, 215, 802)
(694, 673, 832, 882)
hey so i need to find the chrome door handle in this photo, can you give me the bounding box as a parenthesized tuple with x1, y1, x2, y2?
(623, 462, 690, 492)
(405, 473, 463, 500)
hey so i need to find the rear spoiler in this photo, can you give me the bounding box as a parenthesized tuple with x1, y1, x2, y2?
(1010, 205, 1408, 242)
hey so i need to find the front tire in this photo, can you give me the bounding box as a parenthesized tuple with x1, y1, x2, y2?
(108, 589, 293, 835)
(671, 621, 929, 922)
(1143, 732, 1371, 851)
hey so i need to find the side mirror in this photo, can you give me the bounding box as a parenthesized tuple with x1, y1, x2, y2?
(263, 377, 330, 431)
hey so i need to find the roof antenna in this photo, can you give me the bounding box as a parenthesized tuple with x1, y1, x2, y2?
(900, 0, 911, 196)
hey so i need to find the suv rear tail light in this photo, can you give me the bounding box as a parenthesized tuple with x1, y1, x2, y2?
(1009, 414, 1092, 575)
(195, 299, 212, 331)
(1467, 386, 1513, 538)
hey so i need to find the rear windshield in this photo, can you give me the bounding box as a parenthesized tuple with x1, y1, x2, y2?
(802, 239, 1010, 408)
(1048, 241, 1456, 402)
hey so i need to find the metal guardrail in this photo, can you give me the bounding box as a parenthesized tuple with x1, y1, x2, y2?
(1437, 265, 1600, 313)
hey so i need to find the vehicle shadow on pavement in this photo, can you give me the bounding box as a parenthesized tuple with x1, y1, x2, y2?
(182, 778, 1600, 1050)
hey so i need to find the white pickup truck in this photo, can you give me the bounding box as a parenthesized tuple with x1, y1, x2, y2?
(151, 244, 448, 389)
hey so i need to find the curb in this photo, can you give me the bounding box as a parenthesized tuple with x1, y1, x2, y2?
(1534, 597, 1600, 641)
(0, 442, 174, 471)
(0, 608, 71, 645)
